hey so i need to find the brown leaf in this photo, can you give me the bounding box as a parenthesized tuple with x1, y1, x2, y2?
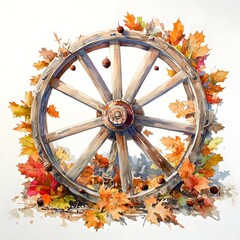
(39, 48, 57, 62)
(30, 74, 41, 86)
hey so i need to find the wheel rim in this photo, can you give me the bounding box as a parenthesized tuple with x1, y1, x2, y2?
(31, 29, 208, 202)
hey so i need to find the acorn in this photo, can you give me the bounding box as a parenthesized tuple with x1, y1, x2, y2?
(70, 64, 76, 71)
(117, 25, 124, 33)
(43, 162, 52, 172)
(154, 65, 159, 71)
(186, 198, 194, 207)
(197, 196, 204, 205)
(157, 176, 165, 184)
(102, 57, 111, 68)
(37, 198, 44, 207)
(210, 185, 220, 195)
(139, 183, 149, 191)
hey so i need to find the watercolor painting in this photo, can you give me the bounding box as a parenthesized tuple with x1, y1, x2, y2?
(1, 0, 240, 239)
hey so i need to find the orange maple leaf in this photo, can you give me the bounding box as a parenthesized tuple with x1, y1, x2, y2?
(168, 19, 184, 46)
(47, 104, 59, 118)
(169, 100, 195, 120)
(41, 194, 52, 205)
(14, 121, 32, 133)
(143, 129, 153, 137)
(178, 158, 195, 179)
(161, 136, 185, 167)
(124, 12, 144, 31)
(83, 209, 107, 230)
(93, 153, 109, 168)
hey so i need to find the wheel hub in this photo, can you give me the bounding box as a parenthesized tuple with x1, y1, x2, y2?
(102, 100, 134, 131)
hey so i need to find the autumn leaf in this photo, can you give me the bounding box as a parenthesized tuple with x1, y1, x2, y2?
(178, 158, 209, 192)
(168, 19, 184, 46)
(55, 147, 70, 162)
(199, 154, 223, 178)
(41, 194, 52, 205)
(18, 156, 46, 180)
(50, 195, 76, 210)
(169, 100, 195, 120)
(47, 104, 59, 118)
(211, 70, 228, 84)
(9, 101, 31, 118)
(14, 122, 32, 133)
(161, 136, 185, 167)
(207, 122, 224, 134)
(39, 48, 57, 62)
(166, 68, 176, 77)
(207, 137, 223, 151)
(124, 12, 144, 31)
(178, 158, 195, 179)
(97, 185, 132, 220)
(19, 134, 39, 160)
(30, 74, 41, 86)
(24, 91, 33, 107)
(33, 60, 49, 70)
(93, 153, 109, 168)
(83, 209, 107, 231)
(53, 32, 62, 44)
(143, 129, 153, 137)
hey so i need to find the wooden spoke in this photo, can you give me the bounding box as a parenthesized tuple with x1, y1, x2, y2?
(77, 50, 112, 103)
(66, 127, 110, 180)
(110, 40, 122, 100)
(134, 115, 196, 135)
(51, 78, 104, 112)
(116, 134, 133, 194)
(135, 70, 188, 108)
(124, 47, 159, 103)
(45, 117, 103, 142)
(130, 128, 175, 176)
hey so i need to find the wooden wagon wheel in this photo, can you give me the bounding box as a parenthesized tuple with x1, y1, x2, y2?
(31, 28, 208, 203)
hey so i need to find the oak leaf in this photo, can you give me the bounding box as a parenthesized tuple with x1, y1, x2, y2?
(124, 12, 144, 31)
(168, 19, 184, 46)
(39, 48, 57, 62)
(33, 60, 49, 70)
(207, 122, 224, 134)
(47, 104, 59, 118)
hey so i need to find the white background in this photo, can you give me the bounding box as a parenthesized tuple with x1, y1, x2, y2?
(1, 0, 240, 239)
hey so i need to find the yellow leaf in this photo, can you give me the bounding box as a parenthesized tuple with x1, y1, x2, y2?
(33, 60, 49, 70)
(168, 19, 184, 46)
(25, 91, 33, 108)
(9, 102, 31, 118)
(55, 147, 70, 161)
(30, 74, 41, 86)
(207, 137, 223, 151)
(47, 104, 59, 118)
(211, 70, 228, 83)
(19, 134, 38, 158)
(166, 68, 176, 77)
